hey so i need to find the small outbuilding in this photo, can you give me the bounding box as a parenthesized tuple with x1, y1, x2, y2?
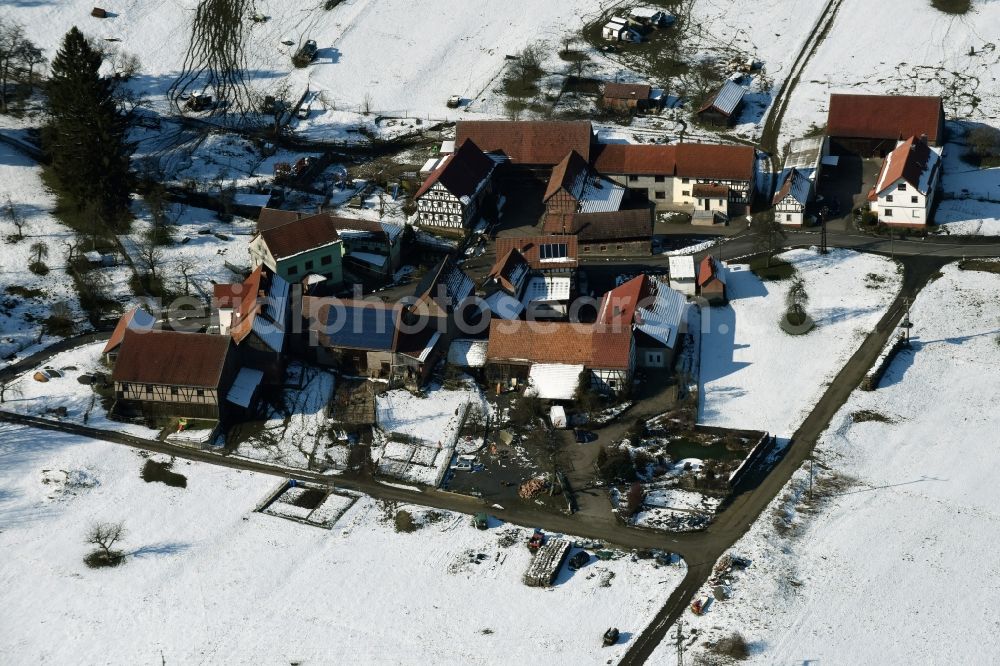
(602, 82, 655, 113)
(602, 17, 642, 43)
(668, 256, 697, 296)
(697, 255, 727, 304)
(696, 80, 746, 127)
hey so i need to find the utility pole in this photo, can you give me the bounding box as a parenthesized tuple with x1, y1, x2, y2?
(900, 297, 914, 346)
(676, 619, 685, 666)
(819, 206, 829, 255)
(889, 226, 895, 260)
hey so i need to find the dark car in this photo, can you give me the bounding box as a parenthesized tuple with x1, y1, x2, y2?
(568, 550, 590, 571)
(574, 430, 598, 444)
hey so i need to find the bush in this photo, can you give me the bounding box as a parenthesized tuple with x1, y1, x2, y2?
(84, 550, 125, 568)
(711, 632, 751, 660)
(394, 510, 416, 533)
(29, 260, 49, 275)
(596, 446, 636, 484)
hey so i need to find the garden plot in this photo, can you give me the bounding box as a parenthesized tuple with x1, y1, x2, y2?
(633, 486, 722, 533)
(699, 249, 900, 438)
(2, 341, 159, 439)
(231, 364, 345, 472)
(780, 0, 1000, 143)
(0, 141, 87, 363)
(0, 424, 686, 664)
(260, 482, 358, 528)
(656, 263, 1000, 664)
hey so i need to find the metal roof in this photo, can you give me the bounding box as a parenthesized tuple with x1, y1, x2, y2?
(705, 80, 746, 116)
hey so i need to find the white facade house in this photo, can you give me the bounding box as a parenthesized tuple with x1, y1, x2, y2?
(868, 136, 942, 227)
(414, 139, 496, 230)
(668, 255, 697, 296)
(774, 136, 829, 226)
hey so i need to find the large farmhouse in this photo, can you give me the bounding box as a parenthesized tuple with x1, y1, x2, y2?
(455, 120, 595, 171)
(826, 94, 945, 155)
(543, 208, 653, 257)
(414, 139, 497, 230)
(867, 136, 942, 227)
(250, 212, 345, 287)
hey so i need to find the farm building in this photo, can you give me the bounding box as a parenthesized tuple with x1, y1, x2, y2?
(867, 136, 942, 228)
(773, 136, 829, 226)
(410, 258, 476, 336)
(696, 80, 746, 126)
(489, 238, 579, 319)
(698, 256, 728, 305)
(542, 150, 624, 231)
(332, 217, 405, 278)
(414, 139, 497, 230)
(826, 94, 945, 155)
(628, 7, 674, 27)
(543, 208, 653, 257)
(668, 255, 697, 296)
(602, 82, 657, 113)
(111, 329, 244, 421)
(455, 120, 595, 171)
(213, 266, 290, 384)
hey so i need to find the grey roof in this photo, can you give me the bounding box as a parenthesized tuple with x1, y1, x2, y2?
(636, 281, 687, 349)
(783, 136, 826, 173)
(322, 303, 398, 351)
(705, 80, 746, 116)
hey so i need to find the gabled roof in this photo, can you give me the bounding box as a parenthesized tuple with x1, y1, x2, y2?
(668, 255, 696, 280)
(544, 150, 592, 202)
(257, 207, 306, 233)
(826, 94, 944, 143)
(603, 82, 652, 100)
(597, 275, 652, 330)
(494, 236, 579, 270)
(455, 120, 594, 165)
(773, 168, 812, 206)
(591, 143, 677, 176)
(257, 212, 342, 260)
(486, 319, 632, 370)
(103, 306, 156, 355)
(414, 138, 496, 200)
(698, 80, 746, 117)
(487, 248, 532, 294)
(675, 143, 755, 181)
(413, 258, 474, 309)
(869, 136, 941, 199)
(698, 255, 726, 287)
(543, 208, 653, 240)
(112, 329, 231, 388)
(218, 266, 290, 353)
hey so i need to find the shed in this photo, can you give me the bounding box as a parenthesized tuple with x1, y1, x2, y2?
(549, 405, 568, 429)
(668, 256, 697, 296)
(696, 80, 746, 126)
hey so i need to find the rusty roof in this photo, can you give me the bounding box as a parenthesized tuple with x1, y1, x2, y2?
(592, 143, 676, 175)
(258, 212, 342, 260)
(603, 82, 652, 100)
(827, 94, 944, 143)
(112, 329, 232, 388)
(456, 120, 593, 165)
(494, 236, 579, 270)
(414, 138, 495, 199)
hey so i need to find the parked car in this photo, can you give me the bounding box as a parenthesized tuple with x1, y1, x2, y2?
(568, 551, 590, 571)
(446, 95, 462, 108)
(472, 512, 489, 530)
(603, 627, 620, 647)
(574, 430, 598, 444)
(527, 531, 544, 552)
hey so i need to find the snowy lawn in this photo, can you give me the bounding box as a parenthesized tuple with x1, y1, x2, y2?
(2, 341, 159, 439)
(0, 142, 87, 362)
(0, 425, 686, 664)
(700, 249, 901, 437)
(660, 262, 1000, 664)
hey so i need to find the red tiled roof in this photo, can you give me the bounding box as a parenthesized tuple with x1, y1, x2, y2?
(603, 82, 652, 100)
(112, 329, 231, 388)
(542, 208, 653, 240)
(256, 207, 305, 233)
(592, 143, 676, 176)
(456, 120, 593, 165)
(544, 150, 590, 201)
(102, 306, 154, 355)
(597, 275, 652, 328)
(698, 255, 720, 287)
(414, 138, 495, 199)
(675, 143, 755, 181)
(494, 236, 579, 270)
(827, 94, 944, 143)
(258, 212, 342, 260)
(487, 248, 531, 293)
(486, 319, 632, 370)
(692, 183, 730, 197)
(868, 136, 939, 200)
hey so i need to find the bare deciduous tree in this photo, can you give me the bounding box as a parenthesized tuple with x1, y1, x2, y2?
(29, 240, 48, 264)
(137, 239, 164, 282)
(2, 194, 23, 239)
(86, 521, 126, 562)
(751, 210, 787, 268)
(0, 377, 22, 403)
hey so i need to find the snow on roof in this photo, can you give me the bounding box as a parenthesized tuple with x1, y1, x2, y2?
(522, 276, 571, 306)
(668, 256, 696, 280)
(484, 290, 525, 319)
(605, 17, 628, 28)
(636, 282, 687, 349)
(774, 168, 814, 206)
(629, 7, 662, 18)
(250, 273, 290, 353)
(447, 339, 489, 368)
(226, 367, 264, 408)
(783, 136, 826, 173)
(439, 140, 456, 154)
(528, 363, 584, 401)
(420, 157, 442, 174)
(702, 80, 745, 116)
(84, 250, 102, 262)
(578, 175, 625, 214)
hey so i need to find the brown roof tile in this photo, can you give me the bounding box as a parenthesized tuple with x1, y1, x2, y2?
(414, 139, 495, 199)
(494, 236, 579, 270)
(827, 94, 944, 143)
(544, 150, 591, 201)
(112, 330, 231, 388)
(675, 143, 755, 181)
(592, 143, 676, 175)
(692, 183, 730, 197)
(258, 212, 342, 260)
(869, 136, 940, 199)
(543, 208, 653, 240)
(486, 319, 632, 369)
(603, 82, 652, 100)
(257, 207, 306, 233)
(103, 306, 155, 355)
(456, 120, 593, 165)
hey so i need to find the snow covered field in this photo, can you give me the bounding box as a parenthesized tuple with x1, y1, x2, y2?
(699, 249, 901, 437)
(0, 142, 86, 361)
(781, 0, 1000, 143)
(659, 262, 1000, 663)
(0, 425, 686, 664)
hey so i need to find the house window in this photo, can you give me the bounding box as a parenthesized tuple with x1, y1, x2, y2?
(913, 210, 921, 218)
(911, 196, 919, 204)
(681, 177, 690, 184)
(654, 191, 666, 199)
(786, 214, 792, 221)
(539, 242, 568, 260)
(196, 389, 205, 397)
(321, 255, 332, 266)
(897, 183, 907, 191)
(884, 208, 893, 217)
(886, 195, 893, 203)
(583, 245, 591, 252)
(304, 260, 314, 271)
(616, 244, 623, 250)
(170, 387, 178, 395)
(145, 384, 153, 393)
(600, 245, 607, 252)
(287, 265, 299, 276)
(628, 175, 639, 182)
(609, 379, 618, 388)
(654, 175, 665, 183)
